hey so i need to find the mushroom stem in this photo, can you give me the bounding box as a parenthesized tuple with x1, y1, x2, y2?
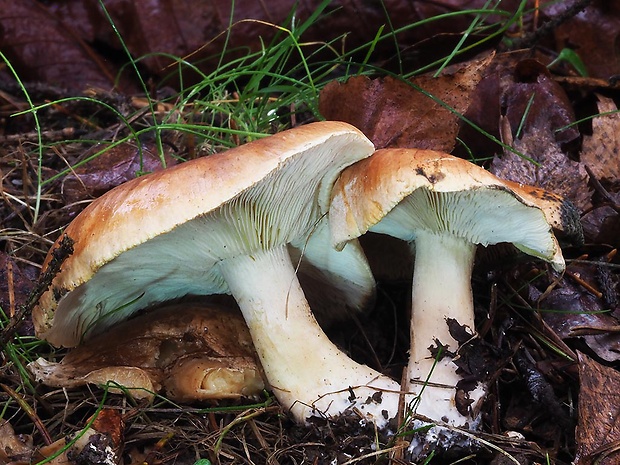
(410, 231, 476, 362)
(219, 245, 400, 427)
(406, 230, 483, 425)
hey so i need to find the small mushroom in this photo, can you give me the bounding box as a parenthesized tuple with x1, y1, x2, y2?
(330, 148, 579, 435)
(34, 122, 400, 427)
(28, 302, 264, 401)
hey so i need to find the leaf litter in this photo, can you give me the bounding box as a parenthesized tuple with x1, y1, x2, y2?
(574, 353, 620, 465)
(1, 2, 620, 464)
(319, 53, 494, 152)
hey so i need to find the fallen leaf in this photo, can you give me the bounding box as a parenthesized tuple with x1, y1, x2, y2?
(37, 409, 124, 465)
(0, 420, 34, 464)
(545, 1, 620, 79)
(61, 139, 179, 207)
(581, 205, 620, 247)
(581, 94, 620, 188)
(460, 52, 580, 158)
(542, 279, 620, 363)
(574, 352, 620, 465)
(319, 53, 493, 151)
(490, 124, 591, 211)
(45, 1, 513, 83)
(89, 409, 124, 454)
(0, 0, 121, 92)
(502, 59, 578, 145)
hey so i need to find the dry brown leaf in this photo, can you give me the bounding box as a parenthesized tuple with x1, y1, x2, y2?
(490, 124, 591, 211)
(542, 278, 620, 363)
(0, 0, 121, 92)
(61, 140, 179, 207)
(581, 94, 620, 187)
(46, 1, 511, 82)
(0, 420, 34, 464)
(319, 54, 493, 151)
(89, 410, 124, 454)
(575, 352, 620, 465)
(502, 59, 578, 145)
(546, 1, 620, 79)
(581, 205, 620, 246)
(460, 53, 580, 157)
(37, 409, 124, 465)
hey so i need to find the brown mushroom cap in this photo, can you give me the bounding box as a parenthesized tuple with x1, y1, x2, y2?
(330, 147, 574, 270)
(28, 302, 264, 401)
(34, 121, 375, 347)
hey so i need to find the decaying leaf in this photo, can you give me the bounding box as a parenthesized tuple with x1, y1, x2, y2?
(502, 59, 578, 143)
(28, 302, 265, 401)
(0, 0, 122, 92)
(581, 205, 620, 247)
(61, 139, 179, 207)
(0, 420, 34, 464)
(574, 353, 620, 465)
(319, 53, 493, 151)
(578, 94, 620, 245)
(545, 1, 620, 79)
(0, 0, 519, 92)
(460, 52, 581, 157)
(541, 273, 620, 363)
(581, 94, 620, 188)
(490, 124, 591, 211)
(45, 1, 512, 83)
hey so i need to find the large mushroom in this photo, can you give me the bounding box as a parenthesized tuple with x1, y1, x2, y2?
(33, 122, 400, 426)
(329, 148, 580, 438)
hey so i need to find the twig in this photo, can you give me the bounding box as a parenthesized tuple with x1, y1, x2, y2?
(0, 235, 73, 346)
(339, 441, 410, 465)
(564, 269, 603, 299)
(0, 383, 53, 445)
(509, 0, 593, 50)
(584, 164, 620, 211)
(214, 406, 279, 455)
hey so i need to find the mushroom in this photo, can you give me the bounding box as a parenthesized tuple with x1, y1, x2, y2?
(33, 122, 400, 426)
(329, 148, 579, 435)
(28, 302, 264, 401)
(289, 217, 378, 326)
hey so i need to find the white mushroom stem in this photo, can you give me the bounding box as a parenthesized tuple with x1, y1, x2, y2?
(405, 230, 484, 425)
(219, 245, 400, 427)
(409, 231, 475, 362)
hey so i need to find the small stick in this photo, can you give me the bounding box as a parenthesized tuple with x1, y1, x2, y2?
(6, 257, 15, 318)
(564, 269, 603, 299)
(0, 235, 74, 345)
(0, 383, 53, 445)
